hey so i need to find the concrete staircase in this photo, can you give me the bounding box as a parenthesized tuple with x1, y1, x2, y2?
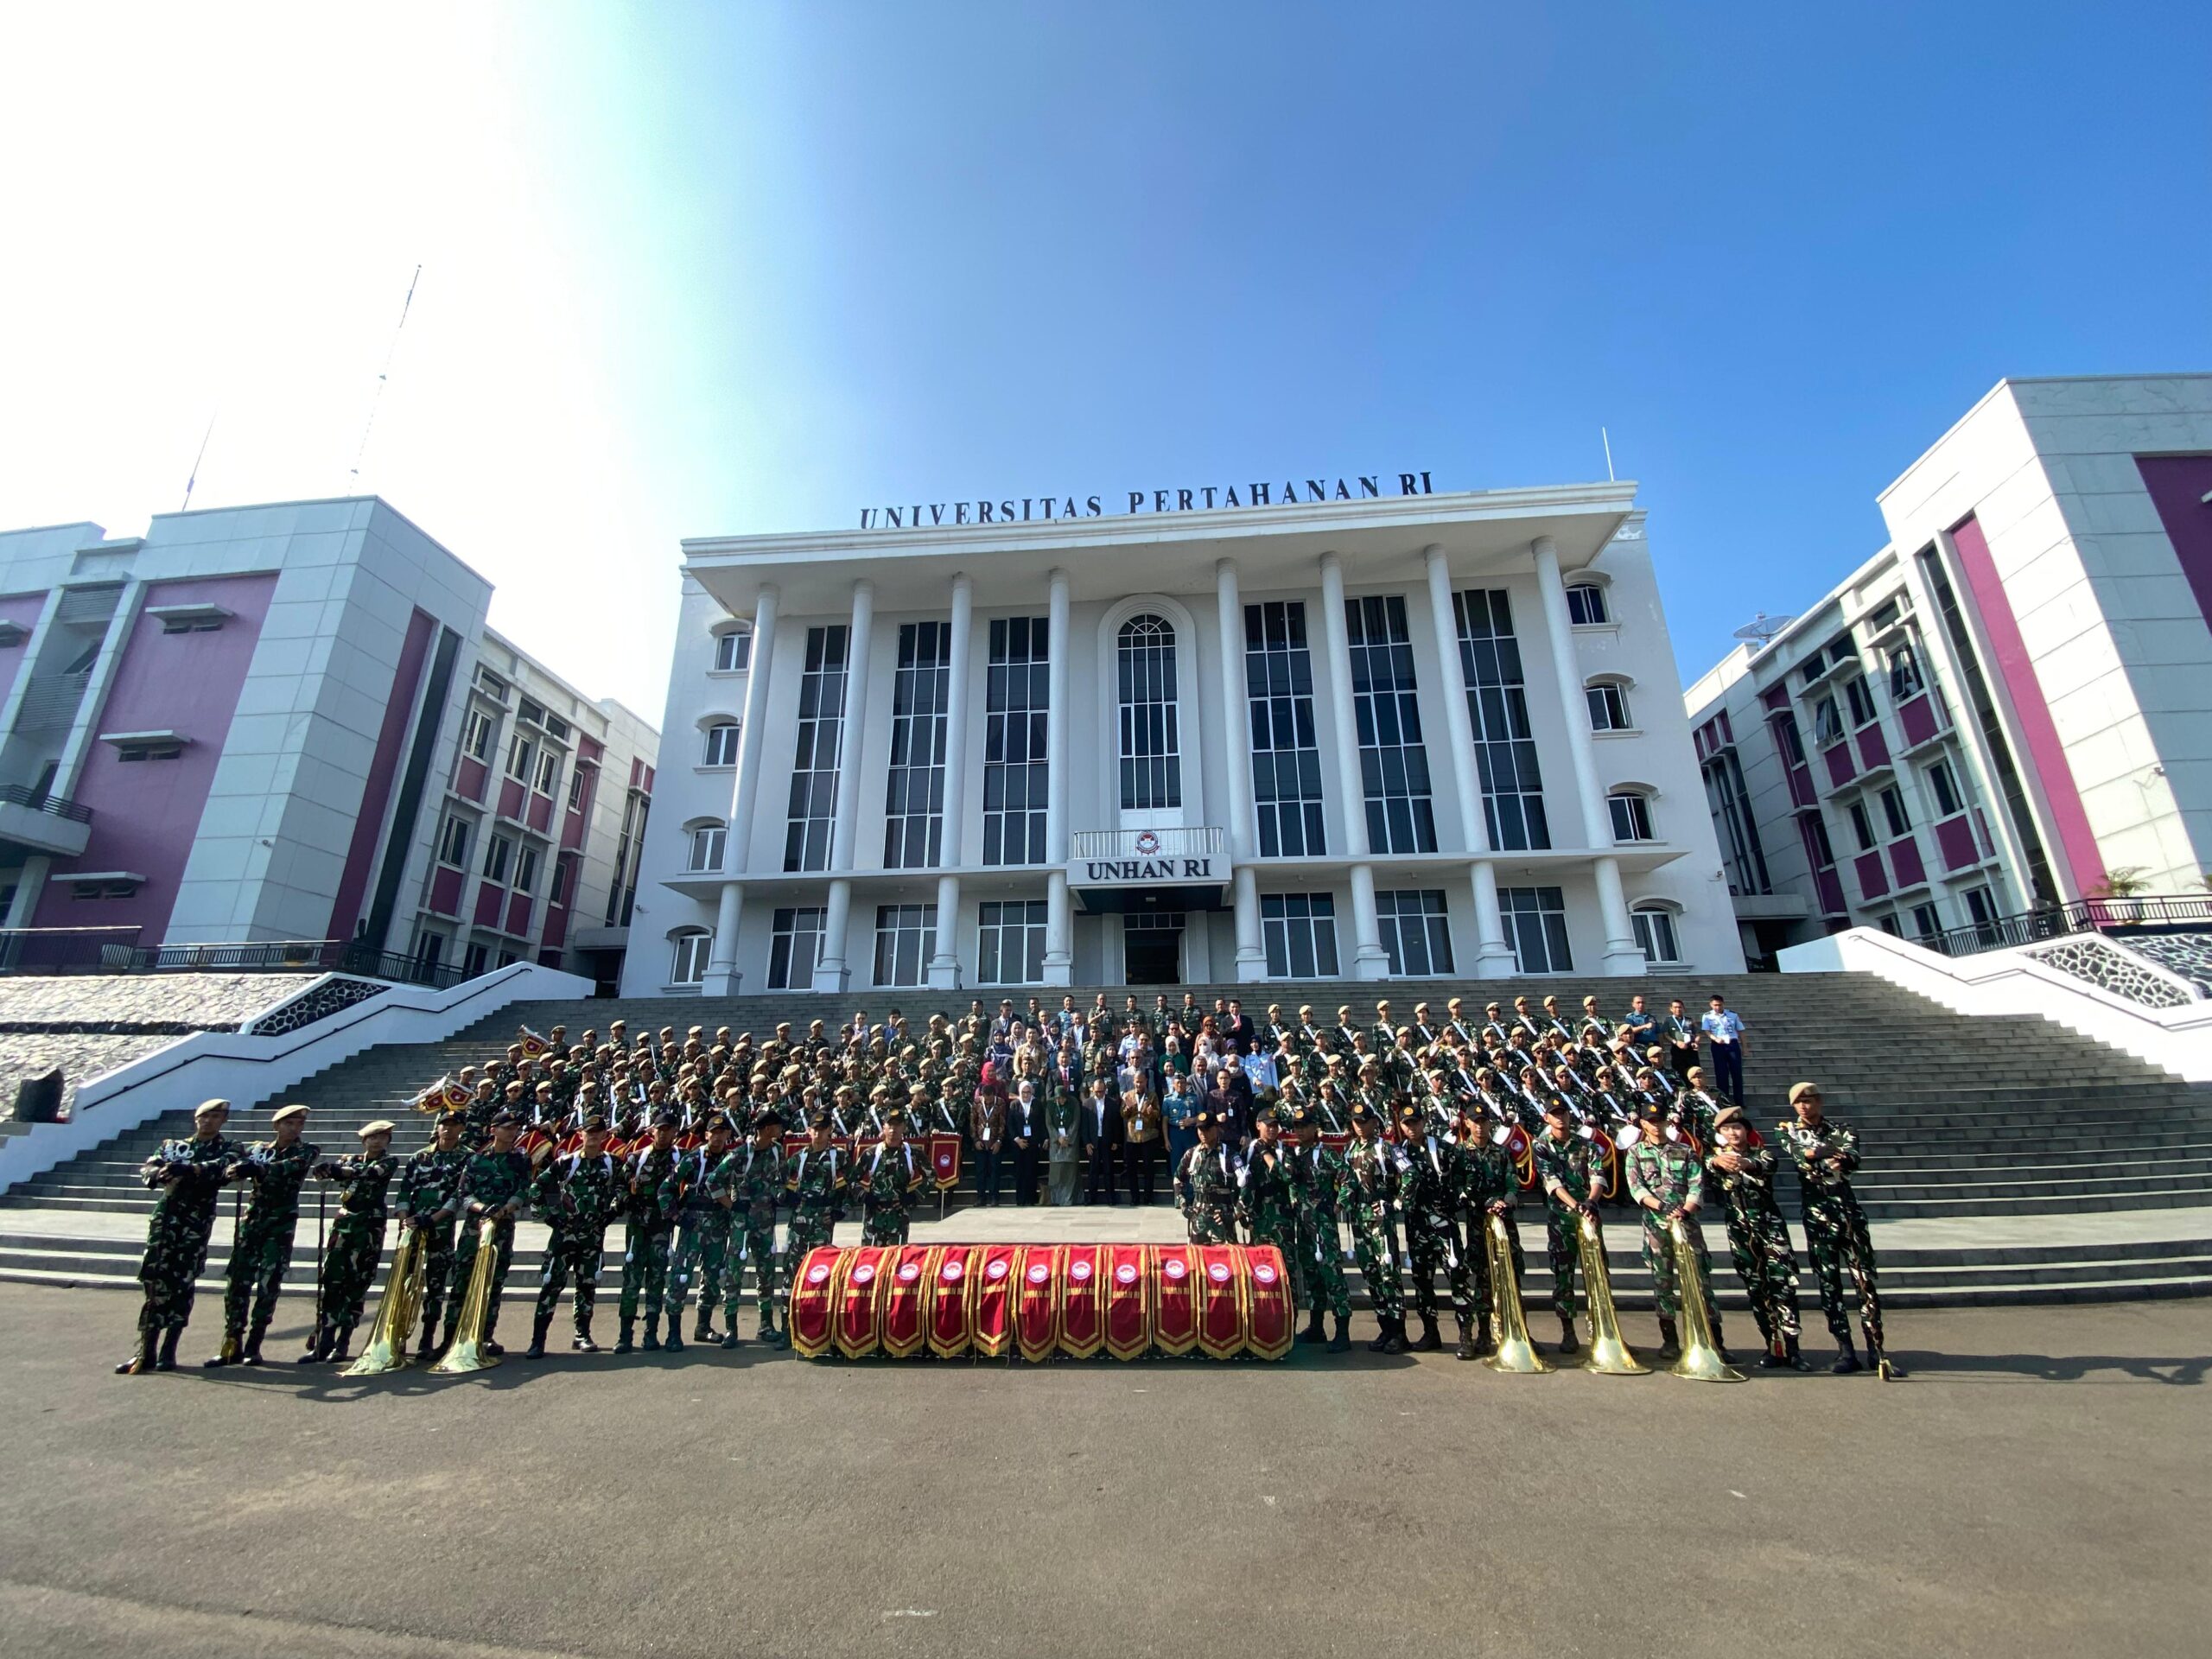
(6, 972, 2210, 1306)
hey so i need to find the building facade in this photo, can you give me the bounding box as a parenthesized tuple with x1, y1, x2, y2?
(626, 485, 1742, 996)
(0, 498, 657, 986)
(1685, 375, 2212, 963)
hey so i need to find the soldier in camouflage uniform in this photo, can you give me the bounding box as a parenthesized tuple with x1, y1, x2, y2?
(1171, 1111, 1239, 1244)
(721, 1109, 787, 1347)
(1453, 1103, 1522, 1361)
(665, 1114, 740, 1348)
(1532, 1099, 1607, 1357)
(116, 1099, 238, 1375)
(1236, 1108, 1300, 1270)
(206, 1103, 320, 1368)
(448, 1111, 532, 1355)
(1338, 1102, 1408, 1354)
(616, 1112, 683, 1353)
(1395, 1103, 1473, 1353)
(1705, 1104, 1809, 1370)
(784, 1111, 849, 1286)
(525, 1115, 624, 1357)
(1286, 1109, 1351, 1351)
(1780, 1081, 1901, 1376)
(856, 1114, 926, 1246)
(304, 1118, 397, 1363)
(1622, 1103, 1721, 1361)
(395, 1109, 471, 1357)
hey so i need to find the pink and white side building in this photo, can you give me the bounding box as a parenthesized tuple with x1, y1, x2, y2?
(0, 497, 657, 989)
(1686, 375, 2212, 963)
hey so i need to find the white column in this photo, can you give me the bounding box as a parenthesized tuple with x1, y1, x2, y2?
(1042, 569, 1073, 984)
(928, 573, 974, 989)
(1532, 536, 1641, 973)
(703, 583, 779, 995)
(1214, 558, 1268, 982)
(813, 578, 875, 992)
(1318, 553, 1391, 980)
(1422, 544, 1518, 974)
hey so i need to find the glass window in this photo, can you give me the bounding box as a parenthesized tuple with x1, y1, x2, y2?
(1848, 800, 1876, 852)
(1262, 893, 1340, 978)
(768, 906, 825, 990)
(1910, 902, 1942, 941)
(1877, 912, 1902, 937)
(437, 815, 470, 868)
(983, 616, 1049, 866)
(1566, 583, 1610, 626)
(513, 845, 540, 895)
(1117, 614, 1182, 810)
(1703, 752, 1770, 896)
(1844, 676, 1878, 728)
(1807, 815, 1838, 869)
(713, 628, 752, 674)
(1879, 785, 1911, 838)
(688, 824, 726, 873)
(977, 899, 1048, 986)
(1586, 681, 1633, 733)
(1926, 758, 1962, 817)
(505, 734, 535, 781)
(1452, 589, 1549, 851)
(534, 749, 561, 796)
(566, 767, 588, 810)
(1812, 695, 1844, 746)
(1345, 594, 1436, 854)
(885, 620, 951, 868)
(462, 941, 490, 978)
(1964, 886, 1999, 938)
(1889, 642, 1925, 701)
(1244, 601, 1327, 857)
(671, 931, 711, 984)
(1608, 791, 1654, 843)
(1376, 889, 1453, 976)
(1774, 712, 1807, 767)
(461, 709, 494, 761)
(1631, 906, 1681, 964)
(1498, 886, 1572, 974)
(482, 833, 513, 885)
(784, 626, 849, 872)
(703, 721, 741, 767)
(873, 903, 937, 988)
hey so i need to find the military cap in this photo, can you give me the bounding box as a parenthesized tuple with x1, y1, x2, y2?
(1347, 1101, 1375, 1122)
(1193, 1109, 1220, 1129)
(436, 1107, 467, 1125)
(1788, 1081, 1822, 1104)
(1638, 1097, 1669, 1121)
(489, 1109, 522, 1127)
(271, 1103, 309, 1124)
(1288, 1105, 1316, 1128)
(652, 1109, 681, 1128)
(755, 1108, 786, 1129)
(806, 1109, 833, 1129)
(1541, 1097, 1571, 1117)
(358, 1119, 397, 1138)
(1712, 1105, 1745, 1130)
(703, 1112, 734, 1135)
(1395, 1103, 1425, 1125)
(193, 1097, 231, 1117)
(582, 1114, 610, 1133)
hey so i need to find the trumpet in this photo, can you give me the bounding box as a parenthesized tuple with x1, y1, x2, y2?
(1482, 1212, 1552, 1375)
(344, 1224, 426, 1376)
(1577, 1211, 1649, 1376)
(428, 1217, 505, 1375)
(1668, 1217, 1744, 1382)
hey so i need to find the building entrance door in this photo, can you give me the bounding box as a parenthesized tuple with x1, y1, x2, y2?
(1123, 913, 1184, 985)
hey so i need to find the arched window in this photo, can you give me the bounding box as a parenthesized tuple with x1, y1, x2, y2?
(1117, 614, 1180, 810)
(684, 818, 728, 873)
(670, 929, 712, 985)
(1630, 902, 1682, 965)
(1585, 676, 1634, 733)
(712, 626, 752, 674)
(1606, 785, 1656, 843)
(1566, 582, 1611, 626)
(702, 721, 741, 766)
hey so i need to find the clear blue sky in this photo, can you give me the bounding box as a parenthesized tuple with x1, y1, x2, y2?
(3, 3, 2206, 714)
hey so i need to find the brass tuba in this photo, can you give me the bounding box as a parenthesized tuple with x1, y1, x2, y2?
(1578, 1211, 1649, 1376)
(1668, 1217, 1745, 1382)
(427, 1217, 505, 1375)
(1482, 1212, 1552, 1374)
(344, 1223, 426, 1377)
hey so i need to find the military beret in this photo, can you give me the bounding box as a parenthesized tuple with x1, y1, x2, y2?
(193, 1098, 231, 1117)
(358, 1120, 397, 1138)
(271, 1103, 309, 1124)
(582, 1115, 610, 1133)
(1713, 1105, 1745, 1130)
(1788, 1082, 1822, 1104)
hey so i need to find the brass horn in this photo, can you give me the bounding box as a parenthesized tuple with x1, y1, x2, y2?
(344, 1224, 426, 1377)
(428, 1218, 505, 1376)
(1482, 1212, 1553, 1374)
(1578, 1211, 1650, 1376)
(1668, 1217, 1745, 1383)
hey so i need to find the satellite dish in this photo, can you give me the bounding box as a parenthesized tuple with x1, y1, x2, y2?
(1732, 613, 1792, 650)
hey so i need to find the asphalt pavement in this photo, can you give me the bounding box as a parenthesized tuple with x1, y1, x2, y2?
(1, 1282, 2207, 1658)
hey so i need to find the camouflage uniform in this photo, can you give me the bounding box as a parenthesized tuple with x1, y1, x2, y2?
(221, 1138, 321, 1342)
(1236, 1139, 1300, 1267)
(1780, 1117, 1884, 1348)
(132, 1134, 238, 1336)
(618, 1145, 683, 1328)
(1338, 1138, 1405, 1319)
(724, 1141, 786, 1329)
(1172, 1143, 1239, 1245)
(856, 1141, 925, 1246)
(531, 1150, 622, 1335)
(1456, 1133, 1523, 1321)
(1398, 1133, 1473, 1325)
(315, 1151, 396, 1335)
(395, 1142, 470, 1339)
(1705, 1141, 1802, 1346)
(1532, 1130, 1605, 1320)
(664, 1145, 736, 1327)
(1624, 1138, 1719, 1334)
(784, 1144, 847, 1263)
(450, 1146, 531, 1342)
(1287, 1141, 1351, 1319)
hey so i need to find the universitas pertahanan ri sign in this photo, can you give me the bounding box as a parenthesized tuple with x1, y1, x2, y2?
(857, 470, 1434, 530)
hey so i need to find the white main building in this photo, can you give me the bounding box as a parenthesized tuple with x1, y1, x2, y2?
(624, 483, 1741, 996)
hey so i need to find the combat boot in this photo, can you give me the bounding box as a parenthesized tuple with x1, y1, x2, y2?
(1365, 1315, 1395, 1353)
(1784, 1334, 1809, 1371)
(1453, 1318, 1478, 1361)
(203, 1328, 242, 1368)
(1327, 1313, 1351, 1353)
(1378, 1315, 1407, 1356)
(1831, 1334, 1862, 1374)
(156, 1327, 182, 1370)
(1411, 1314, 1442, 1352)
(115, 1330, 158, 1376)
(1656, 1317, 1681, 1362)
(1477, 1314, 1494, 1356)
(302, 1322, 332, 1363)
(525, 1313, 552, 1360)
(663, 1319, 684, 1353)
(327, 1325, 354, 1364)
(694, 1314, 719, 1344)
(1555, 1314, 1580, 1357)
(642, 1313, 662, 1352)
(721, 1317, 743, 1350)
(1297, 1307, 1325, 1344)
(574, 1321, 600, 1353)
(1758, 1333, 1791, 1370)
(239, 1320, 270, 1366)
(613, 1319, 635, 1355)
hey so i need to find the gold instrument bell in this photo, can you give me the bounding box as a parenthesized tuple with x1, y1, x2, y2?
(428, 1217, 505, 1375)
(1482, 1211, 1552, 1375)
(1577, 1211, 1649, 1376)
(1668, 1217, 1745, 1383)
(344, 1224, 427, 1377)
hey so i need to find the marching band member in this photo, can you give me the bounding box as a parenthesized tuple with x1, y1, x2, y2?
(1339, 1102, 1407, 1354)
(304, 1118, 397, 1364)
(615, 1110, 683, 1354)
(1781, 1082, 1901, 1376)
(117, 1100, 238, 1376)
(1173, 1109, 1239, 1244)
(1533, 1098, 1606, 1357)
(207, 1103, 319, 1370)
(857, 1113, 925, 1245)
(1705, 1106, 1808, 1370)
(447, 1110, 531, 1358)
(1622, 1099, 1720, 1363)
(666, 1113, 739, 1347)
(527, 1113, 623, 1357)
(1395, 1103, 1472, 1355)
